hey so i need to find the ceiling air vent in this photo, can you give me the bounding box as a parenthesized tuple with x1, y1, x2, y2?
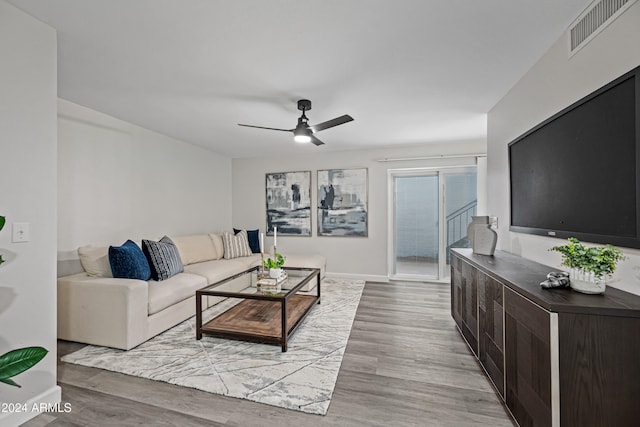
(569, 0, 637, 56)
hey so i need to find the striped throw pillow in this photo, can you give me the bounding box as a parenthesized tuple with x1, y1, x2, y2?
(142, 236, 184, 281)
(222, 230, 252, 259)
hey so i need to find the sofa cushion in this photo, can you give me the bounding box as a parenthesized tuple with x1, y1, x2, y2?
(234, 228, 261, 253)
(208, 233, 224, 260)
(147, 272, 208, 315)
(78, 246, 113, 277)
(109, 240, 151, 280)
(142, 236, 184, 281)
(183, 255, 261, 284)
(171, 234, 218, 265)
(223, 230, 252, 259)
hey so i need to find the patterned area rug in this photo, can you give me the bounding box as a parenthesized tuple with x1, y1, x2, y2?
(61, 278, 365, 415)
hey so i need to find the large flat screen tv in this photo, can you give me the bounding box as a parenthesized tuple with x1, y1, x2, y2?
(509, 65, 640, 249)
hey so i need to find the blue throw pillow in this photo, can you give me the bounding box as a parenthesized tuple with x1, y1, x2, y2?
(234, 228, 261, 253)
(109, 240, 151, 280)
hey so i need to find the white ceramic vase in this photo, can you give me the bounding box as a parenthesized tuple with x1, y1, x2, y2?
(569, 268, 606, 294)
(468, 216, 497, 256)
(467, 216, 489, 248)
(269, 268, 283, 279)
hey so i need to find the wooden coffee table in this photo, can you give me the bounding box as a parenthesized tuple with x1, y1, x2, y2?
(195, 266, 321, 352)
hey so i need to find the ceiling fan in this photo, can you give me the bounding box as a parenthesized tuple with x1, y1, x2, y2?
(238, 99, 353, 146)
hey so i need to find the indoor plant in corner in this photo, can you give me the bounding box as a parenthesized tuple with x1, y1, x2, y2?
(550, 237, 625, 294)
(0, 215, 48, 387)
(263, 252, 286, 279)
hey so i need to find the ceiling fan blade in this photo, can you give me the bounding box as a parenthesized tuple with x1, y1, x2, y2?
(310, 135, 325, 146)
(310, 114, 354, 132)
(238, 124, 293, 132)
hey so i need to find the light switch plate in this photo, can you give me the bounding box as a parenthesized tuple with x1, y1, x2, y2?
(12, 222, 29, 242)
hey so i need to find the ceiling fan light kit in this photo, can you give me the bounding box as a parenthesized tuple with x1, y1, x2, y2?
(294, 128, 312, 143)
(238, 99, 353, 146)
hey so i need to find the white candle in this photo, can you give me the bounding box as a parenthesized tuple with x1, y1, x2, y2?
(260, 232, 264, 254)
(274, 226, 277, 248)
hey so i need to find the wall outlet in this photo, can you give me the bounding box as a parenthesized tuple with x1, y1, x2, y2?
(12, 222, 30, 242)
(489, 216, 498, 229)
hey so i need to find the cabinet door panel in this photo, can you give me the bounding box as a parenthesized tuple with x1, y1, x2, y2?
(479, 274, 504, 397)
(460, 260, 478, 354)
(505, 287, 551, 427)
(451, 254, 462, 326)
(559, 313, 640, 427)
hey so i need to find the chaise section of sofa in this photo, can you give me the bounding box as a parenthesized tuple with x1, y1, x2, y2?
(283, 253, 326, 279)
(57, 232, 326, 350)
(58, 273, 149, 350)
(57, 271, 208, 350)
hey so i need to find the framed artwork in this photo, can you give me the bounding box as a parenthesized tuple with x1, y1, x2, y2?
(317, 168, 368, 237)
(265, 171, 312, 236)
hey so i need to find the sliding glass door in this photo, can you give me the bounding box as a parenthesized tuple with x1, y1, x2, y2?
(393, 174, 439, 278)
(389, 167, 477, 280)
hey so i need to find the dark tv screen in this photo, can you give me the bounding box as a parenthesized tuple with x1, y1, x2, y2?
(509, 66, 640, 248)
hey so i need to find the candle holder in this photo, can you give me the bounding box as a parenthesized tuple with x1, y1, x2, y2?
(260, 252, 265, 279)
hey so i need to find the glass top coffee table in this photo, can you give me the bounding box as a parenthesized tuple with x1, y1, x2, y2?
(195, 266, 321, 352)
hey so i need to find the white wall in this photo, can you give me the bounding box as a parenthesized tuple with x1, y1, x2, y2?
(57, 99, 233, 274)
(487, 3, 640, 295)
(232, 140, 485, 280)
(0, 2, 60, 425)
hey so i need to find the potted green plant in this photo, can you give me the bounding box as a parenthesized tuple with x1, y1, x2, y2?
(263, 253, 285, 279)
(550, 237, 625, 294)
(0, 347, 48, 387)
(0, 215, 48, 386)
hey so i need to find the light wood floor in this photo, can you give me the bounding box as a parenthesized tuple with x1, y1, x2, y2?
(25, 281, 514, 427)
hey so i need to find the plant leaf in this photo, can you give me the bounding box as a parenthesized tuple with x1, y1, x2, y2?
(0, 347, 48, 380)
(0, 377, 20, 387)
(0, 216, 4, 232)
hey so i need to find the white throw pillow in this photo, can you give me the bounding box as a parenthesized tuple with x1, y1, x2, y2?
(78, 246, 113, 277)
(170, 234, 218, 265)
(222, 231, 252, 259)
(208, 233, 224, 260)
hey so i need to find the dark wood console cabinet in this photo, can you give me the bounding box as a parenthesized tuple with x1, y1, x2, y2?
(450, 248, 640, 427)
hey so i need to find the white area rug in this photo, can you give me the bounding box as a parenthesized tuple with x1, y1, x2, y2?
(61, 278, 365, 415)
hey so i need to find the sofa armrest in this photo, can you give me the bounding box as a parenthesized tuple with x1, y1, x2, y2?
(283, 253, 326, 279)
(57, 273, 149, 350)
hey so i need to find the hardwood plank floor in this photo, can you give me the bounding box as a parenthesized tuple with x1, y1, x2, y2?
(25, 281, 514, 427)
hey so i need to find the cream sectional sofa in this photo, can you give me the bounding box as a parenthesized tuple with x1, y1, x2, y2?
(57, 233, 326, 350)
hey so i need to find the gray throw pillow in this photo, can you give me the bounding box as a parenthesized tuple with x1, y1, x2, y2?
(142, 236, 184, 281)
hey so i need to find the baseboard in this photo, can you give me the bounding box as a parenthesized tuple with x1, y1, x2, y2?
(389, 275, 451, 284)
(0, 385, 62, 427)
(325, 272, 389, 283)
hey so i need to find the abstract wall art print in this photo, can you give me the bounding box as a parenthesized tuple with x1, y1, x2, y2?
(317, 168, 368, 237)
(265, 171, 312, 236)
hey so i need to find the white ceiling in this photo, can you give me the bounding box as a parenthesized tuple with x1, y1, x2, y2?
(8, 0, 592, 158)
